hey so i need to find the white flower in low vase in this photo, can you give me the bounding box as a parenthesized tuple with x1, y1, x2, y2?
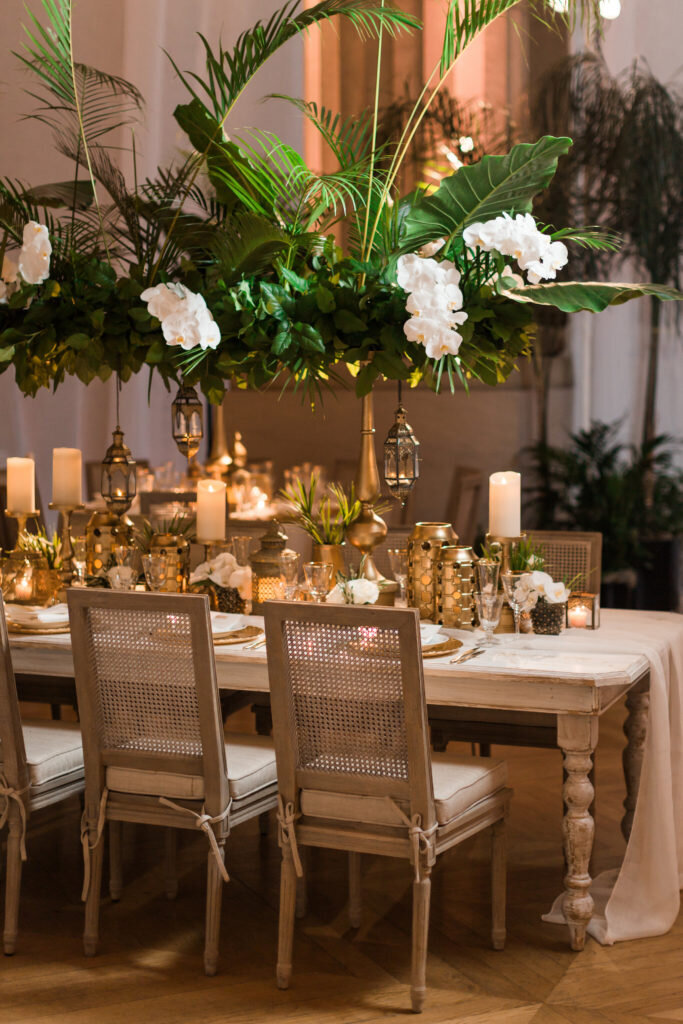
(326, 563, 380, 606)
(522, 571, 571, 634)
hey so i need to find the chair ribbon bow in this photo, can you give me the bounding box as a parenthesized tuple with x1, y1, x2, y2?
(386, 799, 438, 882)
(276, 795, 303, 878)
(158, 797, 231, 883)
(0, 773, 29, 862)
(80, 788, 109, 901)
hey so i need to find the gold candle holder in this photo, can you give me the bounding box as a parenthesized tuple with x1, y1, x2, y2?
(196, 537, 225, 563)
(4, 508, 41, 544)
(49, 502, 85, 589)
(345, 389, 397, 606)
(3, 509, 47, 604)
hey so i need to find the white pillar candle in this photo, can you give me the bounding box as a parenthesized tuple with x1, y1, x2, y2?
(197, 479, 226, 541)
(52, 447, 82, 506)
(488, 471, 521, 537)
(7, 457, 35, 513)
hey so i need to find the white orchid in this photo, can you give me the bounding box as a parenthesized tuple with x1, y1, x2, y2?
(463, 212, 568, 285)
(190, 550, 247, 592)
(397, 253, 469, 361)
(17, 221, 51, 285)
(326, 577, 379, 605)
(522, 570, 571, 605)
(141, 283, 220, 351)
(459, 136, 474, 153)
(229, 566, 252, 601)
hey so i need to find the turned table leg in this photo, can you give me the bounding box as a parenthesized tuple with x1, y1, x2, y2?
(621, 676, 650, 842)
(557, 715, 598, 951)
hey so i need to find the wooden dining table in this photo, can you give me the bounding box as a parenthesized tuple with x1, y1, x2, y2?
(10, 607, 666, 953)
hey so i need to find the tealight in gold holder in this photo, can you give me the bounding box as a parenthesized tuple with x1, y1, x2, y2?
(2, 509, 48, 604)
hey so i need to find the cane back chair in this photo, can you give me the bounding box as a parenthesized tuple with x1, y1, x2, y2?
(67, 589, 279, 975)
(0, 595, 85, 954)
(264, 601, 511, 1013)
(429, 531, 602, 755)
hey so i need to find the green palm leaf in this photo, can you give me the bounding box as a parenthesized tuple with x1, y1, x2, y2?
(268, 96, 378, 168)
(504, 280, 683, 313)
(400, 136, 572, 253)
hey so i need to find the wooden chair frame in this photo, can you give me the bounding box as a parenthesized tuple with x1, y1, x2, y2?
(0, 597, 84, 953)
(68, 588, 276, 975)
(264, 601, 510, 1012)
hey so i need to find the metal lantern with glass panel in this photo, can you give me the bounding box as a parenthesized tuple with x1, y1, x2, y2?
(383, 385, 420, 505)
(101, 426, 136, 517)
(249, 519, 288, 612)
(171, 383, 204, 476)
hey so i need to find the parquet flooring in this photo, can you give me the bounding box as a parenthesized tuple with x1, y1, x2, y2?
(1, 697, 681, 1023)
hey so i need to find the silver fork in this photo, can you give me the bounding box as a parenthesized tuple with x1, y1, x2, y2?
(450, 645, 484, 664)
(243, 635, 267, 650)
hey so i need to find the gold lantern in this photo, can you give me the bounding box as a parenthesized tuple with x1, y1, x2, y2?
(249, 520, 288, 612)
(407, 522, 457, 619)
(434, 545, 477, 630)
(101, 426, 136, 517)
(171, 383, 204, 478)
(383, 384, 420, 506)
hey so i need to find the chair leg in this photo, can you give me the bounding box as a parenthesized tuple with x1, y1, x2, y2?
(164, 828, 178, 900)
(491, 819, 506, 950)
(411, 868, 432, 1013)
(277, 845, 298, 989)
(109, 821, 123, 902)
(83, 826, 105, 957)
(3, 805, 24, 955)
(203, 840, 226, 976)
(258, 811, 270, 836)
(295, 845, 309, 919)
(348, 852, 362, 928)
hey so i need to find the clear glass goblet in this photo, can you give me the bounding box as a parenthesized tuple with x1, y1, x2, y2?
(72, 536, 87, 584)
(229, 535, 252, 567)
(387, 548, 409, 607)
(279, 550, 301, 600)
(303, 561, 334, 603)
(474, 591, 504, 646)
(107, 565, 136, 591)
(475, 559, 500, 596)
(501, 571, 529, 637)
(142, 553, 170, 592)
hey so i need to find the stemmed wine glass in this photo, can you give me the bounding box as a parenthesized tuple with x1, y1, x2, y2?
(474, 591, 504, 646)
(279, 550, 301, 599)
(303, 561, 334, 603)
(501, 571, 529, 637)
(142, 553, 170, 592)
(387, 548, 409, 607)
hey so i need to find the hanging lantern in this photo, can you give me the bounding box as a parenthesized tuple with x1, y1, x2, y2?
(249, 519, 288, 612)
(171, 383, 204, 460)
(383, 386, 420, 506)
(101, 426, 137, 517)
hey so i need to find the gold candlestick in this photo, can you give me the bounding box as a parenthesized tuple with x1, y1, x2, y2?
(345, 390, 397, 606)
(4, 508, 40, 546)
(49, 502, 85, 588)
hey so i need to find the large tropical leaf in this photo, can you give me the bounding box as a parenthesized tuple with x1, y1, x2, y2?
(21, 180, 94, 210)
(400, 136, 572, 252)
(504, 280, 683, 313)
(211, 212, 322, 282)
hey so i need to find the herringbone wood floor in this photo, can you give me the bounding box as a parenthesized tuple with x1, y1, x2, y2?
(1, 697, 681, 1024)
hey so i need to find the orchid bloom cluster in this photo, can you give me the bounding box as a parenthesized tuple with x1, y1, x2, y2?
(326, 574, 379, 606)
(190, 551, 252, 600)
(0, 221, 52, 303)
(396, 253, 468, 359)
(463, 213, 568, 285)
(141, 282, 220, 351)
(513, 570, 571, 612)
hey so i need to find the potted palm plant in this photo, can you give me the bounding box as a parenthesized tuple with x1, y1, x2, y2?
(281, 473, 361, 577)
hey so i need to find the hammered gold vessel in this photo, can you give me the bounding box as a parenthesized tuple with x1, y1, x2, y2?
(150, 532, 191, 593)
(407, 522, 457, 619)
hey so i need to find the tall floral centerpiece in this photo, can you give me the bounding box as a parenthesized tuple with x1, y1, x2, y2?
(1, 0, 681, 563)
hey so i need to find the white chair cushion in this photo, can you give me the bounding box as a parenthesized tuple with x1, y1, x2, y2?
(105, 732, 276, 802)
(300, 754, 507, 827)
(21, 721, 84, 796)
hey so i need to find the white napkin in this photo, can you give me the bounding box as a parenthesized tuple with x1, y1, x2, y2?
(420, 623, 445, 646)
(5, 603, 69, 627)
(209, 611, 244, 634)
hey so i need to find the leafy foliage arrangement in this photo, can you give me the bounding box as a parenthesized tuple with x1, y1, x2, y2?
(280, 471, 361, 546)
(0, 0, 680, 403)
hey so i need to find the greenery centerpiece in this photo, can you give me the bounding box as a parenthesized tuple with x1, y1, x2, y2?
(1, 0, 681, 406)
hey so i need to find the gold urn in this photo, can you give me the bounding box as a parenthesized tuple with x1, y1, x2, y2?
(407, 522, 457, 620)
(85, 511, 134, 576)
(149, 532, 191, 593)
(434, 545, 477, 630)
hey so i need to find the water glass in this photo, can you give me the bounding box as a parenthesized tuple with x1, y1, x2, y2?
(113, 544, 131, 567)
(107, 565, 136, 591)
(229, 535, 252, 566)
(501, 571, 528, 636)
(475, 559, 500, 596)
(474, 591, 504, 646)
(387, 548, 409, 607)
(72, 536, 87, 583)
(303, 561, 334, 603)
(142, 553, 170, 592)
(279, 550, 301, 600)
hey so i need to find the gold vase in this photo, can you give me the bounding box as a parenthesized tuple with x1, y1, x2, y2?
(312, 543, 347, 581)
(345, 389, 397, 606)
(434, 545, 477, 630)
(150, 533, 191, 593)
(407, 522, 457, 620)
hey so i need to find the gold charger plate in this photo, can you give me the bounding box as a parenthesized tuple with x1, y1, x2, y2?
(7, 622, 70, 635)
(213, 625, 263, 645)
(422, 636, 463, 659)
